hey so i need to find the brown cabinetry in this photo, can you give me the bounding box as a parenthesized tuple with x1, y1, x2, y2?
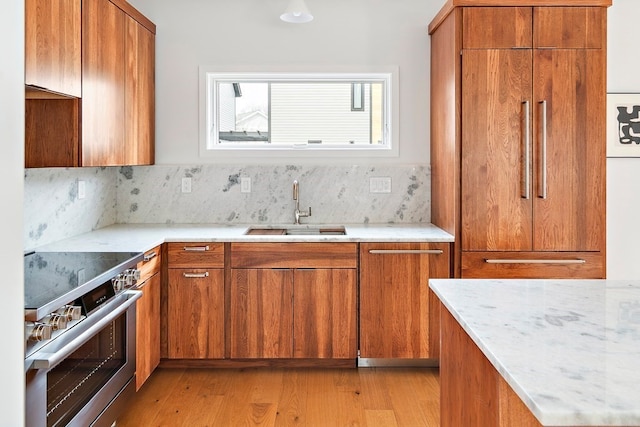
(359, 243, 450, 360)
(25, 0, 155, 168)
(135, 246, 161, 390)
(429, 2, 609, 279)
(166, 243, 225, 359)
(230, 243, 357, 360)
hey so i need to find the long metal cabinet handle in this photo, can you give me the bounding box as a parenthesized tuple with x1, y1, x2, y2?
(143, 251, 157, 262)
(183, 246, 209, 252)
(522, 101, 531, 199)
(368, 249, 444, 255)
(539, 100, 548, 199)
(485, 259, 586, 264)
(183, 272, 210, 278)
(31, 290, 142, 370)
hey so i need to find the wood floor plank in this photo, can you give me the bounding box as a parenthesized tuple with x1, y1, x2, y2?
(117, 367, 440, 427)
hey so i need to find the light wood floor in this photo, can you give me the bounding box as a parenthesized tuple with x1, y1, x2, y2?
(117, 367, 440, 426)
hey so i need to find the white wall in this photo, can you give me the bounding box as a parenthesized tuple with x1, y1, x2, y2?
(606, 0, 640, 279)
(129, 0, 437, 165)
(1, 0, 25, 425)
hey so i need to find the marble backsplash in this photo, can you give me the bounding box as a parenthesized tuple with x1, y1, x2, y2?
(24, 164, 430, 250)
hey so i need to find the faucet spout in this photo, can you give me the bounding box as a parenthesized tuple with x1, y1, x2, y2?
(292, 179, 311, 225)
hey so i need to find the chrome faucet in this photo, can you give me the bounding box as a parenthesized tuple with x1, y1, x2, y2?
(292, 180, 311, 225)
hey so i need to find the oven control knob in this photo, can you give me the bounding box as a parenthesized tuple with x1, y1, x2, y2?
(57, 305, 82, 321)
(26, 322, 53, 342)
(112, 273, 126, 292)
(124, 268, 141, 286)
(44, 313, 68, 330)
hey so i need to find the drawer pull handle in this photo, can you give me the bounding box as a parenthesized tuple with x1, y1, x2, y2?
(484, 259, 586, 265)
(369, 249, 444, 255)
(183, 272, 210, 278)
(183, 246, 209, 252)
(143, 251, 157, 262)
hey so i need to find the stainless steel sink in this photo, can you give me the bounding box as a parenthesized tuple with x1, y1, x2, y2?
(244, 226, 346, 236)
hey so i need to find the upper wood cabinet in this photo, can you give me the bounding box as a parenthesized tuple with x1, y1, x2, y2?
(430, 3, 608, 279)
(25, 0, 156, 168)
(25, 0, 81, 97)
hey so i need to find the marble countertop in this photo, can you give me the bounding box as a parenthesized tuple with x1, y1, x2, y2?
(429, 278, 640, 427)
(32, 223, 453, 253)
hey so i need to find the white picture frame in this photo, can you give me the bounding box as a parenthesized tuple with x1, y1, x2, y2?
(607, 93, 640, 157)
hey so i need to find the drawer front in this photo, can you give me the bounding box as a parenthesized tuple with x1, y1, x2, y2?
(231, 243, 358, 269)
(137, 245, 161, 282)
(167, 242, 225, 268)
(461, 251, 605, 279)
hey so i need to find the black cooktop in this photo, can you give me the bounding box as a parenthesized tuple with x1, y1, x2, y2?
(24, 251, 143, 321)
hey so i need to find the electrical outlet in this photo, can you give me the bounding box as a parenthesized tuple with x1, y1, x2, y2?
(181, 177, 192, 193)
(370, 177, 392, 193)
(241, 177, 251, 193)
(78, 180, 86, 199)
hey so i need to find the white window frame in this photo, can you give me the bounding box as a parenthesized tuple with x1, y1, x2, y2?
(198, 66, 400, 159)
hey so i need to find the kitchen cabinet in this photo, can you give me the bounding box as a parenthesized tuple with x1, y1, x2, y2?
(166, 243, 225, 359)
(25, 0, 155, 168)
(135, 246, 161, 390)
(359, 243, 450, 360)
(25, 0, 81, 97)
(229, 243, 357, 360)
(429, 2, 609, 279)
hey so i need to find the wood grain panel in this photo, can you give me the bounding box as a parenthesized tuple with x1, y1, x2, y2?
(293, 269, 357, 359)
(533, 49, 605, 252)
(25, 0, 81, 97)
(167, 268, 224, 359)
(25, 98, 80, 167)
(136, 272, 160, 390)
(81, 0, 126, 166)
(125, 16, 155, 165)
(535, 7, 606, 48)
(137, 245, 161, 282)
(359, 243, 450, 359)
(167, 242, 225, 268)
(461, 251, 605, 278)
(230, 243, 358, 269)
(461, 49, 533, 251)
(230, 269, 293, 358)
(463, 7, 532, 48)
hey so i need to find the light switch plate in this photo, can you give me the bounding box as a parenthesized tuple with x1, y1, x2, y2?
(370, 177, 392, 193)
(181, 177, 192, 193)
(241, 177, 251, 193)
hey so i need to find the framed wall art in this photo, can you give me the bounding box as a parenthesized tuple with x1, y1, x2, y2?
(607, 93, 640, 157)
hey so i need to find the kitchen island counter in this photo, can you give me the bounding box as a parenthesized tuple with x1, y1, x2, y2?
(32, 223, 453, 253)
(429, 278, 640, 427)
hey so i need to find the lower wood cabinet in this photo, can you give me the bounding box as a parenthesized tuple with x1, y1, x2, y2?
(135, 246, 161, 390)
(229, 243, 358, 360)
(166, 243, 225, 359)
(359, 242, 451, 359)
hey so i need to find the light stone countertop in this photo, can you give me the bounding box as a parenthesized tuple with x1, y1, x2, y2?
(429, 278, 640, 427)
(31, 223, 453, 253)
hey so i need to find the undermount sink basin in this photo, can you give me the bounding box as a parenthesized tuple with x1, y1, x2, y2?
(244, 226, 346, 236)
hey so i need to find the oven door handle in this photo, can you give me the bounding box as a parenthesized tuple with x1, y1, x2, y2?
(31, 290, 142, 370)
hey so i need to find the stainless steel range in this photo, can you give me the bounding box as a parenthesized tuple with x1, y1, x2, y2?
(24, 251, 144, 427)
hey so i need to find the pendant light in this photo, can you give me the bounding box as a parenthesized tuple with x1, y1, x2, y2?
(280, 0, 313, 24)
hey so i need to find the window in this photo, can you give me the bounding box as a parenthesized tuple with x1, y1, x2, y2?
(199, 69, 398, 157)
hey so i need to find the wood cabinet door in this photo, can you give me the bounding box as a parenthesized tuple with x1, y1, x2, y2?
(135, 272, 160, 390)
(461, 48, 533, 251)
(463, 7, 532, 49)
(359, 243, 450, 359)
(293, 269, 356, 359)
(82, 0, 125, 166)
(230, 269, 293, 358)
(167, 268, 224, 359)
(534, 7, 605, 49)
(25, 0, 82, 97)
(533, 48, 605, 252)
(125, 15, 155, 165)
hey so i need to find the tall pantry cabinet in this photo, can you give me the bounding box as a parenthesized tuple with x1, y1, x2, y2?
(429, 1, 611, 279)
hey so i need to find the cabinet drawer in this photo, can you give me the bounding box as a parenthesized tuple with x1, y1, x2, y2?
(137, 245, 161, 282)
(231, 243, 358, 268)
(167, 242, 224, 268)
(461, 251, 605, 279)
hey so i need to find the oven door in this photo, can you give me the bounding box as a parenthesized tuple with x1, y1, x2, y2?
(26, 290, 141, 427)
